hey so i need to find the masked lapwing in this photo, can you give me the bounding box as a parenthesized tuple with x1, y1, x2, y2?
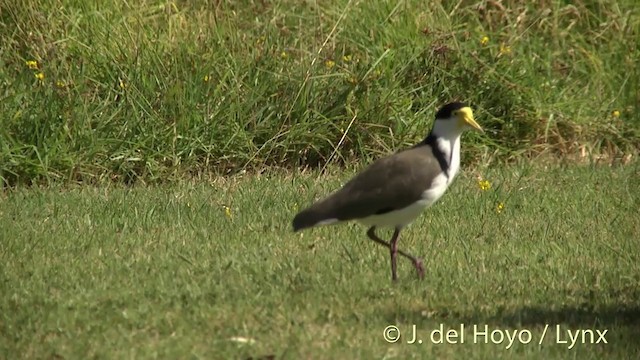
(292, 102, 483, 281)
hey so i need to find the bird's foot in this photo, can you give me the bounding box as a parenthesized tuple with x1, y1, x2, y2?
(414, 258, 425, 279)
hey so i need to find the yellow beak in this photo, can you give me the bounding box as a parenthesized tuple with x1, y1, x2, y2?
(459, 107, 484, 133)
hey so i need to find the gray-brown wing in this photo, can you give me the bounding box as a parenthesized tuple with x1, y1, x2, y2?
(310, 146, 442, 221)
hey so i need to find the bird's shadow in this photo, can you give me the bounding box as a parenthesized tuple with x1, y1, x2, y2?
(381, 303, 640, 354)
(384, 303, 640, 329)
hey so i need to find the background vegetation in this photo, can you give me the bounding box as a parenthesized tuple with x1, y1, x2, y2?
(1, 0, 639, 186)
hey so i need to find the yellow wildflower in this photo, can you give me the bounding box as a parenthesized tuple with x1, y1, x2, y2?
(26, 60, 38, 70)
(35, 72, 45, 81)
(496, 202, 505, 214)
(119, 79, 126, 89)
(478, 179, 491, 191)
(499, 43, 512, 55)
(56, 80, 65, 88)
(203, 74, 210, 82)
(223, 205, 232, 218)
(325, 59, 336, 69)
(612, 110, 620, 118)
(480, 36, 489, 46)
(342, 54, 352, 62)
(280, 51, 288, 59)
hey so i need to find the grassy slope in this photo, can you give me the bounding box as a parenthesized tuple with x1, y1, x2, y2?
(1, 0, 639, 185)
(2, 163, 639, 358)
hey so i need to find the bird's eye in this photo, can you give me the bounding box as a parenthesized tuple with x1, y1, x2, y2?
(452, 110, 459, 116)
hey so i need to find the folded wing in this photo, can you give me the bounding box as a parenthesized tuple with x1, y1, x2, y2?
(292, 146, 441, 231)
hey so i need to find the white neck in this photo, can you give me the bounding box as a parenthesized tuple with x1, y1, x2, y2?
(431, 120, 463, 182)
(437, 135, 461, 183)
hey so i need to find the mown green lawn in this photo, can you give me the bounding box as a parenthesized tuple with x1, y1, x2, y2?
(1, 162, 639, 359)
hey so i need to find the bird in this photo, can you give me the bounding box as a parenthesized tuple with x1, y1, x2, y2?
(292, 102, 484, 281)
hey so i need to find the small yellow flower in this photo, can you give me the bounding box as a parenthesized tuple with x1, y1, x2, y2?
(612, 110, 620, 118)
(203, 74, 210, 82)
(478, 179, 491, 191)
(223, 205, 232, 218)
(26, 60, 38, 70)
(347, 76, 357, 84)
(325, 59, 336, 69)
(342, 54, 352, 62)
(480, 36, 489, 46)
(118, 79, 126, 89)
(280, 51, 288, 60)
(374, 69, 382, 77)
(56, 80, 65, 88)
(35, 72, 45, 81)
(496, 202, 505, 214)
(499, 43, 512, 55)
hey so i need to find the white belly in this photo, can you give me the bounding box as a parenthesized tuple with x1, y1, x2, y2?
(358, 173, 451, 229)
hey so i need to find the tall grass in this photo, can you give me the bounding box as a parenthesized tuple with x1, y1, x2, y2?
(1, 0, 639, 185)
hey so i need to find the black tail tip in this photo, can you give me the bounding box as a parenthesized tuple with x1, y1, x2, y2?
(292, 210, 313, 233)
(291, 217, 306, 232)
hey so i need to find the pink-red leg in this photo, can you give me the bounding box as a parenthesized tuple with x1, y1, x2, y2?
(366, 227, 425, 281)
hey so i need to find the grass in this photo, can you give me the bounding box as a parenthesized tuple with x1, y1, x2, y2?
(1, 0, 639, 186)
(2, 162, 639, 358)
(2, 0, 640, 357)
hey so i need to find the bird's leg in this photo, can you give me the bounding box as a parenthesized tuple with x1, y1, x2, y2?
(366, 227, 425, 280)
(389, 229, 400, 281)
